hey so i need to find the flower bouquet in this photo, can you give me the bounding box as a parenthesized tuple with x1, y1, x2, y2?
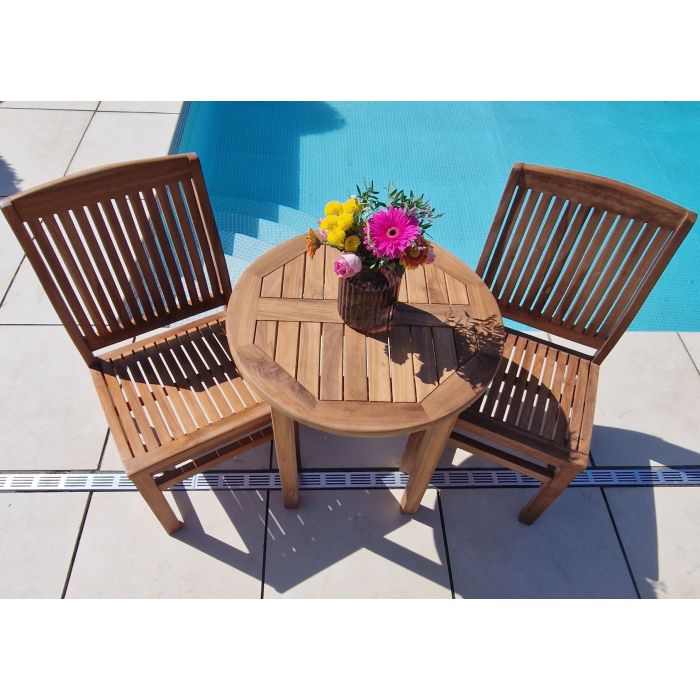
(306, 183, 443, 332)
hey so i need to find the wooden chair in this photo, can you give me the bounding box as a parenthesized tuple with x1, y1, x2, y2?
(1, 154, 272, 534)
(450, 163, 696, 524)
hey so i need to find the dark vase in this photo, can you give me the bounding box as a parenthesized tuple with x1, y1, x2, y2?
(337, 267, 403, 333)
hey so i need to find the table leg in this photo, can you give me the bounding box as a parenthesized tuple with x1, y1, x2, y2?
(400, 414, 458, 513)
(271, 407, 300, 507)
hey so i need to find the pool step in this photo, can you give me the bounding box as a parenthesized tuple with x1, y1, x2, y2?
(211, 194, 317, 241)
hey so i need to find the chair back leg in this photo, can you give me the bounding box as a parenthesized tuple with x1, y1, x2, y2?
(132, 473, 183, 534)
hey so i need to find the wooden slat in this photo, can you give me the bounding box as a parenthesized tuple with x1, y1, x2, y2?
(542, 209, 613, 320)
(398, 274, 408, 302)
(142, 187, 190, 310)
(541, 348, 568, 438)
(42, 213, 110, 336)
(96, 198, 155, 321)
(113, 193, 168, 319)
(597, 226, 669, 339)
(424, 264, 449, 304)
(297, 322, 321, 397)
(481, 333, 517, 418)
(124, 350, 173, 443)
(343, 326, 368, 401)
(112, 356, 160, 451)
(509, 197, 567, 309)
(99, 359, 147, 455)
(515, 339, 548, 431)
(521, 200, 582, 312)
(254, 320, 278, 359)
(303, 245, 325, 299)
(411, 326, 438, 401)
(476, 165, 523, 277)
(553, 355, 580, 444)
(503, 337, 536, 427)
(197, 325, 248, 412)
(274, 321, 300, 377)
(500, 193, 554, 304)
(261, 267, 283, 297)
(444, 273, 470, 304)
(146, 341, 200, 434)
(180, 177, 224, 298)
(26, 218, 98, 342)
(319, 323, 343, 400)
(405, 265, 428, 303)
(491, 334, 528, 423)
(58, 209, 126, 330)
(528, 346, 560, 437)
(492, 189, 540, 297)
(155, 183, 199, 305)
(127, 189, 178, 313)
(482, 185, 527, 285)
(323, 247, 340, 299)
(556, 215, 633, 329)
(367, 331, 392, 401)
(165, 336, 219, 425)
(432, 326, 458, 384)
(573, 219, 645, 333)
(282, 254, 305, 299)
(167, 181, 210, 301)
(389, 326, 416, 402)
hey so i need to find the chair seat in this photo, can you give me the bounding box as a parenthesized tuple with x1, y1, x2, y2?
(91, 311, 271, 477)
(457, 329, 599, 467)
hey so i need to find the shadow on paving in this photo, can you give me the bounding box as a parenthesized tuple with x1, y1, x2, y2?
(163, 426, 700, 598)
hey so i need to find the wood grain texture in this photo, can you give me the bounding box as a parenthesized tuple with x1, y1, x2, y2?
(452, 161, 696, 524)
(0, 154, 273, 534)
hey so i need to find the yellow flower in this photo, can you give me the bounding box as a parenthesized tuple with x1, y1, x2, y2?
(326, 228, 346, 249)
(324, 200, 344, 217)
(344, 234, 361, 252)
(320, 215, 338, 231)
(342, 198, 360, 215)
(336, 212, 354, 231)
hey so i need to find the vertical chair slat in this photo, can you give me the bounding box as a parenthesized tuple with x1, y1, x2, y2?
(95, 199, 155, 322)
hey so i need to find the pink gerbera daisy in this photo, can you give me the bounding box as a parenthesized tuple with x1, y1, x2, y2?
(366, 207, 421, 258)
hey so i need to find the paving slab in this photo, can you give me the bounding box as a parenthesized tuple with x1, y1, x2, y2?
(263, 489, 451, 598)
(0, 217, 23, 302)
(272, 424, 407, 471)
(604, 486, 700, 598)
(0, 107, 92, 192)
(0, 257, 61, 324)
(679, 332, 700, 374)
(98, 101, 183, 113)
(591, 332, 700, 466)
(67, 112, 180, 174)
(0, 492, 88, 598)
(0, 325, 108, 469)
(0, 101, 98, 110)
(66, 490, 266, 598)
(440, 487, 637, 598)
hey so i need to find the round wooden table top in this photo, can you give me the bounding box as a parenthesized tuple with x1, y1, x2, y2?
(226, 235, 505, 438)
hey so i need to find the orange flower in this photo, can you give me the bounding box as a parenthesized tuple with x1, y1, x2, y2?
(306, 228, 322, 258)
(400, 237, 432, 269)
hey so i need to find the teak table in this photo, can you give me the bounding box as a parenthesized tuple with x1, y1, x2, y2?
(226, 235, 504, 513)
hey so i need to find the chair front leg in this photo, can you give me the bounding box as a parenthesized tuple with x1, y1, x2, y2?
(518, 463, 580, 525)
(132, 473, 183, 534)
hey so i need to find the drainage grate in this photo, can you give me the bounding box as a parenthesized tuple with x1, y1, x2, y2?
(1, 468, 700, 492)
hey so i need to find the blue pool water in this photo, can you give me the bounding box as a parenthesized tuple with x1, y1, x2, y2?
(174, 102, 700, 331)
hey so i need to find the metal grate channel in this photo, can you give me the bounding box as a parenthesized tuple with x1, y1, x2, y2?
(1, 468, 700, 492)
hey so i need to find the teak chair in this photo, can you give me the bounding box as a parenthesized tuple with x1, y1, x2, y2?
(450, 163, 696, 524)
(1, 154, 272, 534)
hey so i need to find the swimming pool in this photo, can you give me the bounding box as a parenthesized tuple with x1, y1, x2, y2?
(173, 101, 700, 331)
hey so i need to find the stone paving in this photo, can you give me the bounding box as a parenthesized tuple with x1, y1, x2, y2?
(1, 101, 699, 598)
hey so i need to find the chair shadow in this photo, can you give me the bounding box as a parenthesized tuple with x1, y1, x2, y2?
(0, 154, 22, 197)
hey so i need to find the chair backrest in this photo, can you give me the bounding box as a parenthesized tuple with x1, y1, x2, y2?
(1, 153, 231, 365)
(477, 163, 696, 362)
